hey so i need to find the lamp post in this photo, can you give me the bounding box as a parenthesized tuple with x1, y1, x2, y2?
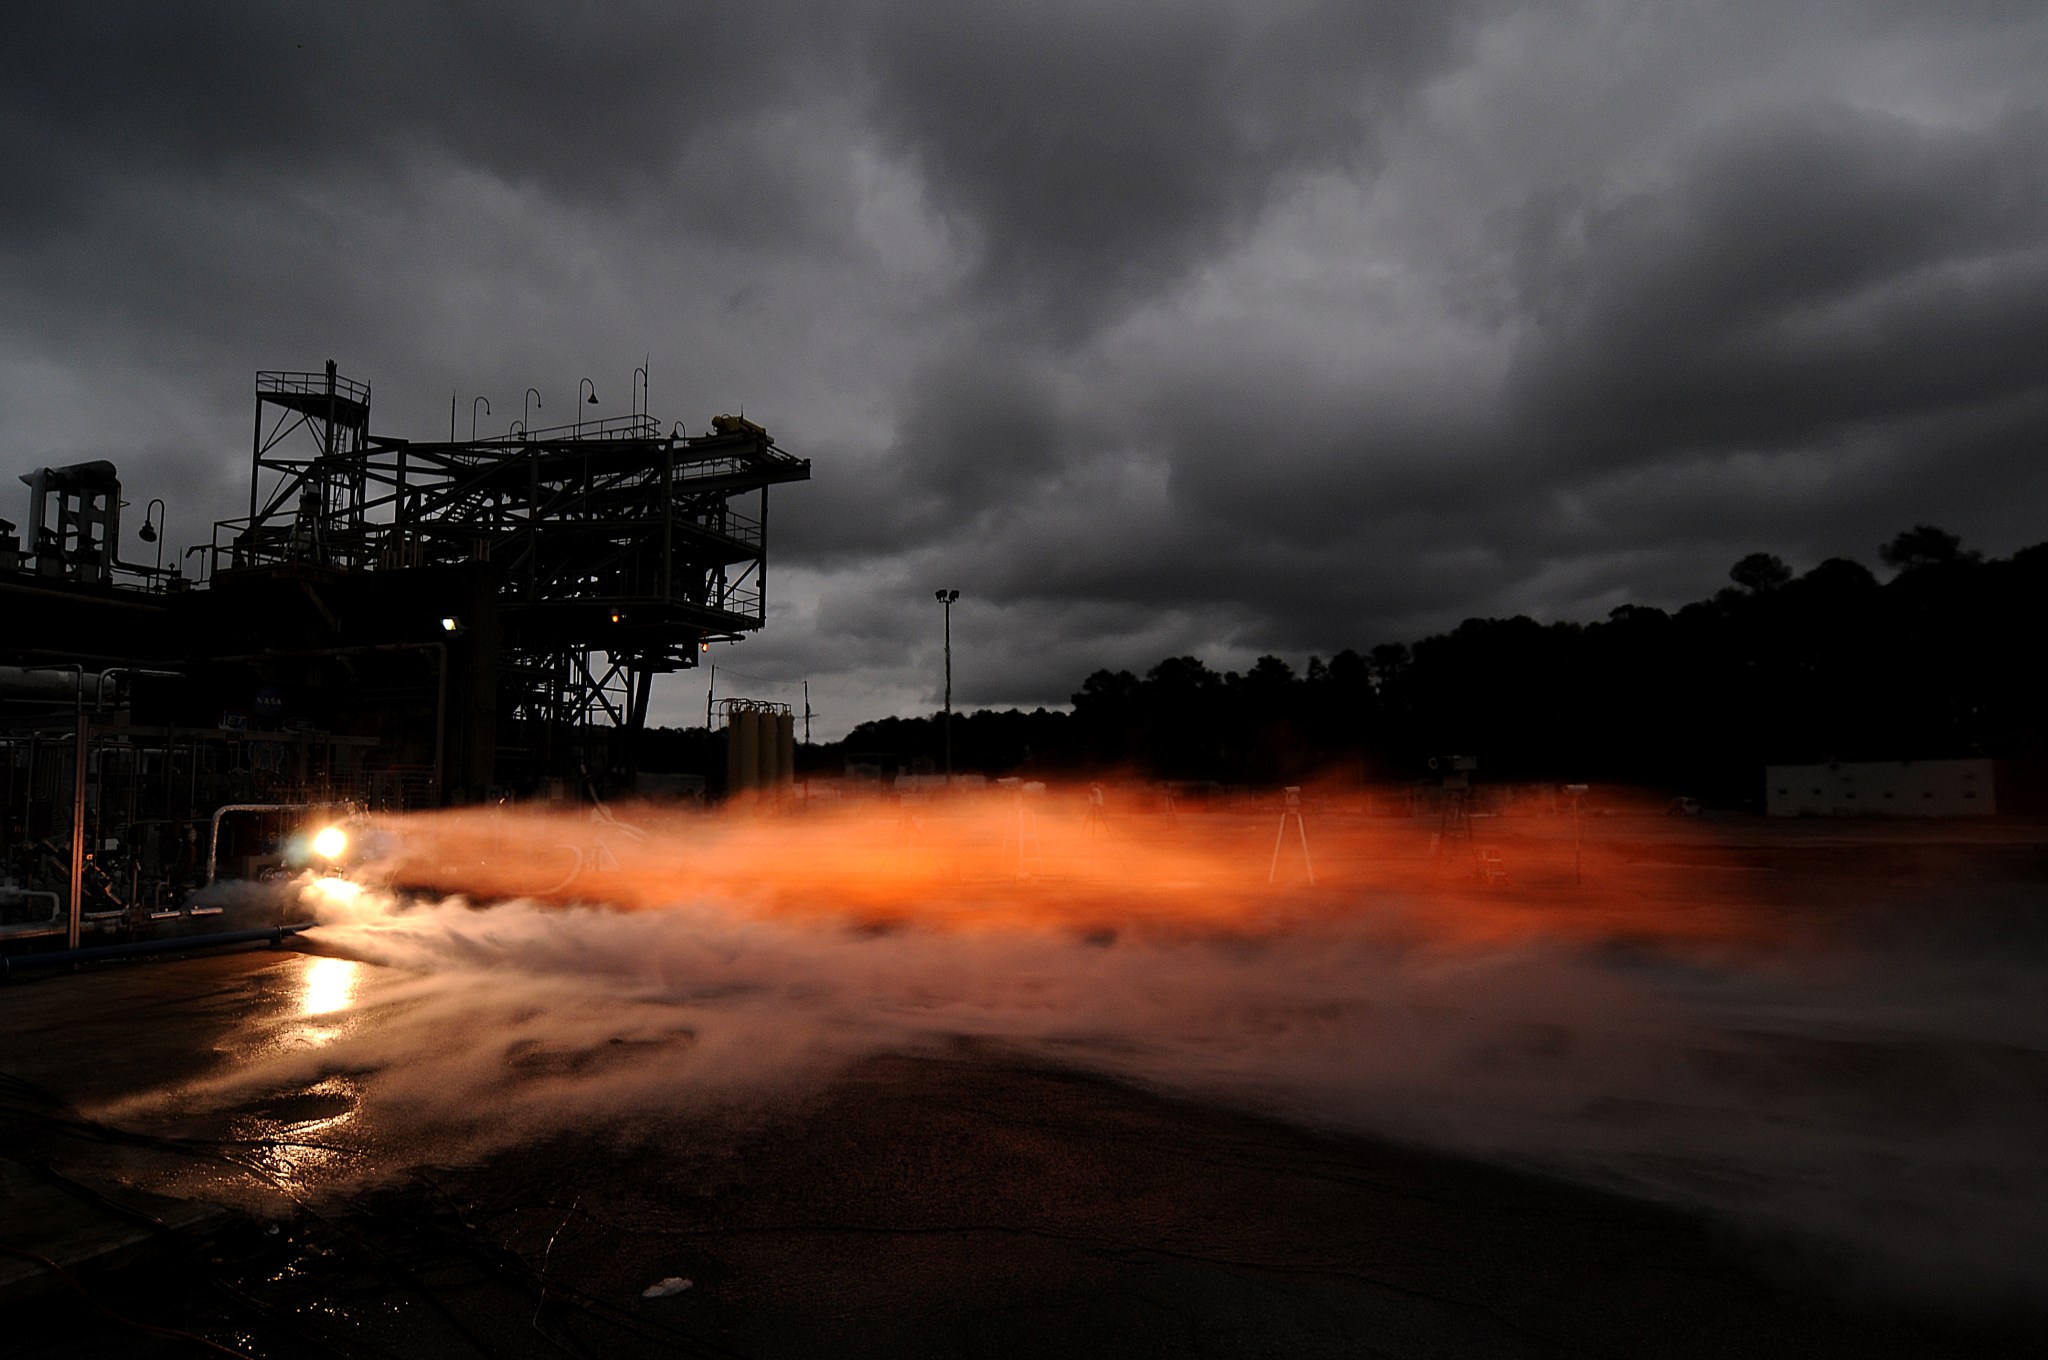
(633, 362, 649, 419)
(523, 387, 542, 440)
(935, 589, 958, 783)
(471, 395, 490, 442)
(578, 378, 598, 436)
(137, 498, 165, 575)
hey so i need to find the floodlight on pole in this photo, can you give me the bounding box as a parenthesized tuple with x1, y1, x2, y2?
(138, 498, 165, 574)
(935, 590, 959, 782)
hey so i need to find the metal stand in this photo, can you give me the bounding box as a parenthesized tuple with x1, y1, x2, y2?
(1267, 786, 1316, 885)
(1083, 783, 1110, 838)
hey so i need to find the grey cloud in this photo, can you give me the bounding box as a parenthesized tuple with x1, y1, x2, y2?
(3, 7, 775, 173)
(861, 0, 1486, 331)
(1505, 101, 2048, 461)
(0, 5, 855, 259)
(777, 347, 1092, 565)
(893, 351, 1065, 504)
(4, 2, 2046, 738)
(772, 453, 942, 567)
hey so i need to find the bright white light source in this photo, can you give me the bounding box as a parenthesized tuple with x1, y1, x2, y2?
(441, 616, 460, 632)
(311, 825, 348, 860)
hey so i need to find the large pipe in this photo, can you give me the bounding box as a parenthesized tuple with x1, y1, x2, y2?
(23, 665, 87, 949)
(206, 803, 316, 886)
(0, 665, 117, 703)
(0, 924, 315, 981)
(70, 707, 86, 949)
(9, 666, 177, 946)
(209, 641, 447, 803)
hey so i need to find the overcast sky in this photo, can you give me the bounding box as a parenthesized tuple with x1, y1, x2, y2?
(4, 3, 2044, 737)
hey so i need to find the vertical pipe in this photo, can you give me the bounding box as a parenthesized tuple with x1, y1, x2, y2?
(528, 444, 540, 596)
(396, 440, 409, 530)
(24, 734, 36, 846)
(70, 706, 87, 949)
(125, 745, 140, 911)
(249, 385, 264, 524)
(432, 641, 447, 805)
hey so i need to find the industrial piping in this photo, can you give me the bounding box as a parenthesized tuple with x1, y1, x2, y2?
(0, 923, 316, 981)
(205, 803, 318, 886)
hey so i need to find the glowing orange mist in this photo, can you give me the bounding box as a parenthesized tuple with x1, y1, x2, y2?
(342, 781, 1795, 955)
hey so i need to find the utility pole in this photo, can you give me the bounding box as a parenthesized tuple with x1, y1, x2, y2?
(935, 590, 958, 783)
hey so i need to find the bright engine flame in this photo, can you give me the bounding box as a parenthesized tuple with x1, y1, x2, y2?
(311, 825, 349, 860)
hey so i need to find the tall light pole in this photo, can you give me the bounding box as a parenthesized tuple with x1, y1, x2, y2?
(471, 395, 490, 442)
(523, 387, 542, 440)
(578, 377, 599, 436)
(935, 589, 958, 783)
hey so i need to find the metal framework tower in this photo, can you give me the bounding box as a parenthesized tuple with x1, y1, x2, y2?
(207, 362, 809, 780)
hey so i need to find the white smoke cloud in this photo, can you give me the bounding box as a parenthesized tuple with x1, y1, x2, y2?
(115, 871, 2048, 1305)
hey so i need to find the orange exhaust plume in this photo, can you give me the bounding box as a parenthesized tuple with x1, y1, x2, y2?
(344, 781, 1795, 956)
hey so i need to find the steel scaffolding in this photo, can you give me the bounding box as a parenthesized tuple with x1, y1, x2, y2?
(203, 362, 809, 758)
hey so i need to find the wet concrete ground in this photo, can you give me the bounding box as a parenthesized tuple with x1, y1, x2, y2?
(4, 937, 2047, 1358)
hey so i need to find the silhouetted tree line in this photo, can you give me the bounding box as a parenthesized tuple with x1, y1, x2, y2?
(646, 527, 2044, 801)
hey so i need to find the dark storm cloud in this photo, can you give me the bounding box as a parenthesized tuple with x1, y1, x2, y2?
(894, 351, 1066, 503)
(1505, 100, 2048, 462)
(777, 347, 1071, 564)
(4, 1, 2046, 732)
(0, 5, 831, 243)
(859, 1, 1485, 330)
(0, 3, 876, 533)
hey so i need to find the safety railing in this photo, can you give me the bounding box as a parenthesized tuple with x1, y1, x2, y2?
(258, 369, 372, 406)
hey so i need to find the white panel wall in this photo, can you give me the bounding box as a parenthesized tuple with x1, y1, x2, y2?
(1765, 759, 1995, 817)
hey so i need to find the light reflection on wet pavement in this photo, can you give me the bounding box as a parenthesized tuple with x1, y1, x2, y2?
(298, 955, 360, 1020)
(4, 824, 2048, 1359)
(52, 949, 388, 1208)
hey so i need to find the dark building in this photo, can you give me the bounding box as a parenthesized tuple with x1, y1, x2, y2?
(2, 362, 807, 944)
